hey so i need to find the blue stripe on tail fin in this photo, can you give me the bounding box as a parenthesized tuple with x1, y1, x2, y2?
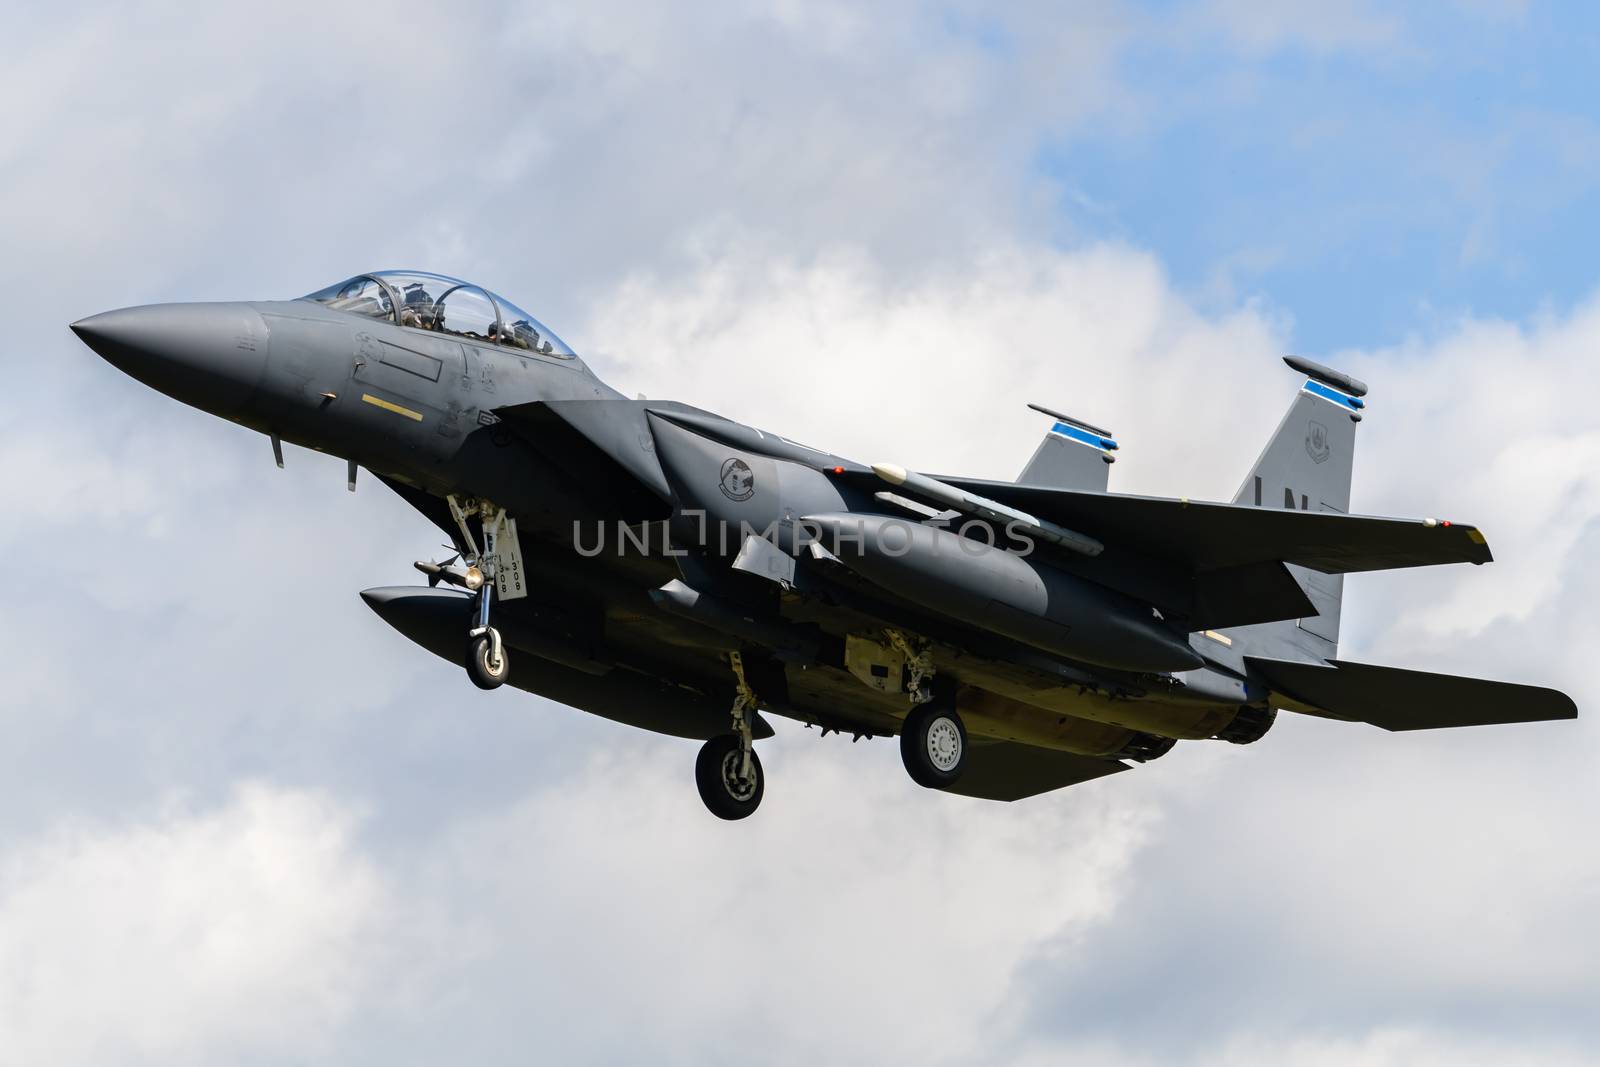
(1018, 404, 1116, 492)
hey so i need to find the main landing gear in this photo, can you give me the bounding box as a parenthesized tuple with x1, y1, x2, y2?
(695, 651, 765, 820)
(886, 629, 968, 789)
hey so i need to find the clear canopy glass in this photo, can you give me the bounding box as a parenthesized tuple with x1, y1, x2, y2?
(302, 275, 394, 321)
(487, 290, 570, 357)
(303, 270, 575, 358)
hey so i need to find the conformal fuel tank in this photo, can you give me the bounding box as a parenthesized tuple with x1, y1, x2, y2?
(804, 512, 1202, 674)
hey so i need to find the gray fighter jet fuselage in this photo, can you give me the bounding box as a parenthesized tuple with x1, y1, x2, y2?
(71, 270, 1578, 819)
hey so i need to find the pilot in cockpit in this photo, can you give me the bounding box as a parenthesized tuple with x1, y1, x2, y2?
(399, 283, 434, 330)
(304, 273, 578, 359)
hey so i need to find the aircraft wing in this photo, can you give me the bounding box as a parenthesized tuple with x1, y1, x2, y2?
(1246, 656, 1578, 730)
(941, 742, 1128, 801)
(915, 478, 1493, 575)
(496, 401, 1489, 576)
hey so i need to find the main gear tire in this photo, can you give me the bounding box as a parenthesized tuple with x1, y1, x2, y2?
(695, 734, 764, 820)
(900, 703, 968, 788)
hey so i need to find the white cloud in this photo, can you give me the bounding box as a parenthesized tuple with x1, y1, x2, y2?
(3, 3, 1598, 1064)
(0, 1, 1135, 320)
(1012, 1028, 1595, 1067)
(6, 227, 1597, 1065)
(9, 229, 1599, 1064)
(1211, 1029, 1594, 1067)
(0, 784, 388, 1067)
(403, 739, 1155, 1066)
(573, 242, 1600, 1061)
(1332, 298, 1600, 653)
(590, 240, 1287, 491)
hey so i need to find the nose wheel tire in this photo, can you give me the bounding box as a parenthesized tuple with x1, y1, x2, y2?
(466, 631, 509, 690)
(695, 734, 764, 820)
(900, 704, 967, 788)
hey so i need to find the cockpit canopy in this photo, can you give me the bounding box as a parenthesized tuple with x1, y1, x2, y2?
(304, 271, 576, 358)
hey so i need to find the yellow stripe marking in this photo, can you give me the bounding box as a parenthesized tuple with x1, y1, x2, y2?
(1201, 629, 1234, 647)
(361, 393, 423, 422)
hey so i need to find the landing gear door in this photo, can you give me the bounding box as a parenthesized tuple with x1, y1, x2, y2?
(493, 512, 528, 601)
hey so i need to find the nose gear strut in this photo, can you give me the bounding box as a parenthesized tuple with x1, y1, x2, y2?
(449, 494, 512, 690)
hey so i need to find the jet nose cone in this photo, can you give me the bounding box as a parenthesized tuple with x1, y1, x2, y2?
(70, 302, 269, 415)
(70, 310, 145, 362)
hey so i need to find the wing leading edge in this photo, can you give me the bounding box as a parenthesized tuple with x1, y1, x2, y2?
(912, 479, 1493, 575)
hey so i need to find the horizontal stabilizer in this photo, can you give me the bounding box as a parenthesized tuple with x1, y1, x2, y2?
(1246, 656, 1578, 731)
(938, 742, 1127, 801)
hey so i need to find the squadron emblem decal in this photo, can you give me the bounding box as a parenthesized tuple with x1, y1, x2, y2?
(1306, 420, 1330, 464)
(719, 457, 755, 501)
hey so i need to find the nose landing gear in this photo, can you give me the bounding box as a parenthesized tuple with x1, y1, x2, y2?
(466, 587, 509, 690)
(447, 495, 514, 690)
(695, 651, 766, 820)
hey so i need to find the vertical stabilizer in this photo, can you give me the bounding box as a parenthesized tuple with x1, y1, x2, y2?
(1218, 358, 1366, 661)
(1017, 404, 1117, 492)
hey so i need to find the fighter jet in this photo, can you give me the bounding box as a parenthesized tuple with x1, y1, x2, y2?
(71, 270, 1578, 819)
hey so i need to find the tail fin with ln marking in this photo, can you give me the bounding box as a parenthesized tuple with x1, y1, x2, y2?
(1219, 356, 1368, 661)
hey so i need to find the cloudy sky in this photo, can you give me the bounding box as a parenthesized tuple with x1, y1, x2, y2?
(3, 2, 1598, 1063)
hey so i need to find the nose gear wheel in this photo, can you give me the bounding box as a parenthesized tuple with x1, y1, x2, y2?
(466, 630, 508, 689)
